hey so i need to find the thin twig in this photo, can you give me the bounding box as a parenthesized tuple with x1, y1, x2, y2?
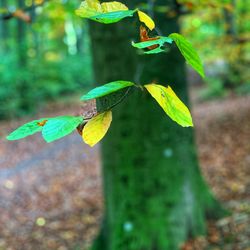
(82, 87, 133, 122)
(105, 86, 133, 111)
(147, 0, 154, 18)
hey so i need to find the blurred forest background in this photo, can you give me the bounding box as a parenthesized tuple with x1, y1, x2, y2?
(0, 0, 249, 120)
(0, 0, 93, 119)
(0, 0, 250, 250)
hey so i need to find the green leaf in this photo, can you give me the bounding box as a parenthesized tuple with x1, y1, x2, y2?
(42, 116, 83, 143)
(6, 118, 49, 141)
(145, 47, 165, 54)
(81, 81, 134, 101)
(90, 10, 136, 24)
(132, 36, 173, 53)
(145, 84, 193, 127)
(75, 0, 136, 24)
(169, 33, 205, 78)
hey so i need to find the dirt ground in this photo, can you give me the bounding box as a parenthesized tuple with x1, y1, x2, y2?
(0, 91, 249, 250)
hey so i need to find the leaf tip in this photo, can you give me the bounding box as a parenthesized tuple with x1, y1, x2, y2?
(185, 121, 194, 128)
(200, 70, 206, 79)
(6, 135, 12, 141)
(137, 10, 155, 31)
(80, 94, 91, 101)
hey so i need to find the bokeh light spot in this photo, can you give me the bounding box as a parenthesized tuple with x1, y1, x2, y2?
(4, 180, 14, 190)
(36, 217, 46, 227)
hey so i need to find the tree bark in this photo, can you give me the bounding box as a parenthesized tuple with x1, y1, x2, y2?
(89, 1, 227, 249)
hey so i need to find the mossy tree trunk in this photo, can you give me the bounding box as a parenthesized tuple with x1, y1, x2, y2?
(89, 1, 226, 249)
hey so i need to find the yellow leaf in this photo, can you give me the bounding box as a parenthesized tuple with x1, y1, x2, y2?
(82, 111, 112, 147)
(76, 0, 101, 18)
(84, 0, 101, 10)
(101, 2, 128, 12)
(138, 10, 155, 31)
(145, 84, 193, 127)
(76, 0, 128, 18)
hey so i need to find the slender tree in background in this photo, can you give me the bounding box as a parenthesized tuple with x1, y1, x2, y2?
(17, 0, 27, 64)
(223, 0, 239, 87)
(223, 0, 248, 87)
(0, 0, 9, 51)
(89, 1, 226, 249)
(30, 0, 40, 55)
(16, 0, 31, 113)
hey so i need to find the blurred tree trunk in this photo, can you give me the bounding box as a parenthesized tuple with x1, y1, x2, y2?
(31, 0, 40, 56)
(17, 0, 31, 113)
(89, 1, 226, 249)
(76, 22, 84, 54)
(223, 0, 242, 87)
(224, 0, 237, 40)
(0, 0, 9, 51)
(17, 0, 27, 64)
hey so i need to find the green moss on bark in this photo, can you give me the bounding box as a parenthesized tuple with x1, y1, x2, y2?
(89, 1, 227, 249)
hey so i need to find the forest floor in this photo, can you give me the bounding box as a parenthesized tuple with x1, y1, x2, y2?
(0, 90, 249, 250)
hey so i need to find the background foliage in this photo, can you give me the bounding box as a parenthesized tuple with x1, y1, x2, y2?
(0, 0, 93, 119)
(179, 0, 250, 99)
(1, 0, 250, 119)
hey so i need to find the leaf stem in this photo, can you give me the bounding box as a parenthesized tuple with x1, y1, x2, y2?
(106, 86, 133, 111)
(135, 84, 145, 91)
(82, 86, 133, 122)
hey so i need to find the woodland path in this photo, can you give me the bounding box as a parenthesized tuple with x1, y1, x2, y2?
(0, 93, 249, 250)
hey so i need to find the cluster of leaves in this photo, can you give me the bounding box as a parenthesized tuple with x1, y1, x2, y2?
(75, 0, 204, 78)
(7, 80, 193, 146)
(7, 0, 205, 147)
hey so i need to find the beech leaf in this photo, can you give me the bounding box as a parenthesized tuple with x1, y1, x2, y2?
(82, 111, 112, 147)
(42, 116, 83, 143)
(145, 84, 193, 127)
(138, 10, 155, 30)
(75, 0, 136, 24)
(169, 33, 205, 78)
(132, 36, 173, 53)
(6, 118, 49, 141)
(81, 80, 134, 101)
